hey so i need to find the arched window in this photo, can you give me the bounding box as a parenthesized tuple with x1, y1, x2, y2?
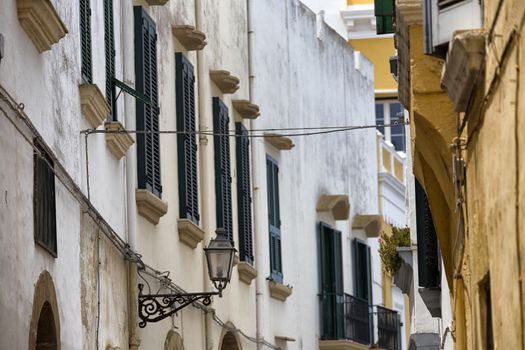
(164, 330, 184, 350)
(29, 271, 60, 350)
(220, 331, 240, 350)
(35, 302, 58, 349)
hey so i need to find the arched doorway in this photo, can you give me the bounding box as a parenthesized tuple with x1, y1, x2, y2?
(220, 331, 240, 350)
(164, 329, 184, 350)
(29, 271, 60, 350)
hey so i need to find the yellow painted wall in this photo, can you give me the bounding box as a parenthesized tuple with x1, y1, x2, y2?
(348, 0, 373, 5)
(350, 37, 397, 97)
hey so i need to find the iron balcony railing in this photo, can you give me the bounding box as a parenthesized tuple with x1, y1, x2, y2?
(373, 305, 401, 350)
(344, 294, 371, 344)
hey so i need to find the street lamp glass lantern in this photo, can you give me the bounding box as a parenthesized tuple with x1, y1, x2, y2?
(204, 228, 236, 295)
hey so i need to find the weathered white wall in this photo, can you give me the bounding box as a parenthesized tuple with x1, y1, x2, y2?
(250, 0, 377, 348)
(298, 0, 349, 39)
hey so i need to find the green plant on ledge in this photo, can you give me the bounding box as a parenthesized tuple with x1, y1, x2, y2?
(379, 226, 411, 276)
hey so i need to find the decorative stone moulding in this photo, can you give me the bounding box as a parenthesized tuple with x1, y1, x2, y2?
(79, 84, 110, 128)
(268, 280, 292, 301)
(17, 0, 68, 53)
(209, 70, 240, 94)
(393, 246, 413, 295)
(319, 339, 370, 350)
(172, 25, 207, 51)
(232, 100, 260, 119)
(105, 121, 134, 159)
(145, 0, 169, 5)
(441, 30, 486, 112)
(136, 189, 168, 225)
(316, 194, 350, 220)
(352, 214, 381, 237)
(264, 133, 295, 150)
(237, 262, 257, 284)
(177, 219, 205, 248)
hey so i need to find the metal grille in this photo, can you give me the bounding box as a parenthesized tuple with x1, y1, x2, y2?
(345, 294, 370, 344)
(376, 306, 399, 350)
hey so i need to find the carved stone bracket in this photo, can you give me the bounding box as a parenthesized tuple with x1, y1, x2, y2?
(172, 25, 207, 51)
(210, 70, 240, 94)
(145, 0, 169, 5)
(264, 133, 295, 150)
(237, 262, 257, 284)
(136, 189, 168, 225)
(105, 121, 134, 159)
(352, 214, 381, 237)
(316, 194, 350, 220)
(80, 84, 110, 128)
(232, 100, 260, 119)
(177, 219, 205, 248)
(268, 280, 293, 301)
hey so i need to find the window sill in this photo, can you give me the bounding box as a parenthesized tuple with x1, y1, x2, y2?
(136, 189, 168, 225)
(237, 262, 257, 285)
(209, 70, 240, 94)
(177, 219, 205, 249)
(105, 121, 134, 159)
(319, 339, 370, 350)
(172, 25, 207, 51)
(232, 100, 260, 119)
(79, 84, 110, 128)
(17, 0, 68, 53)
(268, 280, 292, 301)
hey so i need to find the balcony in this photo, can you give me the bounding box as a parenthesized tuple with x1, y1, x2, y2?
(320, 294, 401, 350)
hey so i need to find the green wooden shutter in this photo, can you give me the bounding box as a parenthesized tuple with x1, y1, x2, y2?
(375, 0, 395, 35)
(135, 6, 162, 198)
(80, 0, 92, 84)
(34, 141, 57, 257)
(415, 180, 440, 288)
(213, 98, 233, 242)
(266, 155, 282, 282)
(176, 53, 199, 223)
(353, 239, 371, 301)
(236, 123, 254, 264)
(104, 0, 117, 119)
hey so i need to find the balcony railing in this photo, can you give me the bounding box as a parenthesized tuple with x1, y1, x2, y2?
(344, 294, 371, 344)
(374, 305, 401, 350)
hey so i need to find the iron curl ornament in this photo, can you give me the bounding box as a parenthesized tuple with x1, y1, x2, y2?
(138, 283, 218, 328)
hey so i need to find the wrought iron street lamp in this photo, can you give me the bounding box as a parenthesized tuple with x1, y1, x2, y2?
(137, 229, 236, 328)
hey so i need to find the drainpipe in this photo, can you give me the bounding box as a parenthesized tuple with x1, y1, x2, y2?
(246, 0, 263, 349)
(194, 0, 214, 349)
(122, 0, 140, 348)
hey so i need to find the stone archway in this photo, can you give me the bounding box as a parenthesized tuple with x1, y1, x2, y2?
(220, 331, 241, 350)
(29, 271, 60, 350)
(164, 329, 184, 350)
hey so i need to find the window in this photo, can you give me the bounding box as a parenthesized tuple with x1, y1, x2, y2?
(236, 123, 254, 265)
(176, 53, 199, 224)
(375, 100, 405, 152)
(34, 141, 57, 257)
(479, 276, 493, 350)
(104, 0, 116, 119)
(134, 6, 162, 198)
(79, 0, 92, 84)
(352, 239, 371, 302)
(213, 98, 233, 242)
(374, 0, 394, 35)
(415, 179, 440, 288)
(319, 222, 344, 339)
(266, 155, 282, 282)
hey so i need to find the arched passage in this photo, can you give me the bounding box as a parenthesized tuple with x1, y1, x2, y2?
(220, 331, 241, 350)
(29, 271, 60, 350)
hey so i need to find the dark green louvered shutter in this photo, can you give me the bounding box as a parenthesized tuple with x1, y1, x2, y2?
(415, 180, 440, 288)
(176, 53, 199, 223)
(80, 0, 92, 84)
(375, 0, 395, 34)
(213, 98, 233, 242)
(104, 0, 117, 119)
(34, 141, 57, 257)
(319, 223, 344, 339)
(135, 6, 162, 198)
(266, 155, 282, 282)
(236, 123, 254, 265)
(353, 239, 372, 302)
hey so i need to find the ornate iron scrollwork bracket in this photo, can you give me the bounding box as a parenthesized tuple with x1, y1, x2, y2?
(137, 284, 218, 328)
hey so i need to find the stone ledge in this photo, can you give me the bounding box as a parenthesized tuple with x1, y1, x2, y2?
(268, 280, 292, 301)
(232, 100, 260, 119)
(316, 194, 350, 220)
(210, 70, 240, 94)
(17, 0, 68, 53)
(136, 189, 168, 225)
(319, 339, 369, 350)
(441, 30, 486, 112)
(237, 262, 257, 285)
(145, 0, 169, 5)
(177, 219, 205, 248)
(352, 214, 381, 237)
(172, 25, 207, 51)
(79, 84, 110, 128)
(264, 133, 294, 150)
(105, 121, 134, 159)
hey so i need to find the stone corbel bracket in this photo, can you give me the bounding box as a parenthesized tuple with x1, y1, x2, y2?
(105, 121, 134, 159)
(441, 29, 486, 112)
(352, 214, 381, 237)
(237, 262, 257, 284)
(172, 25, 207, 51)
(136, 189, 168, 225)
(209, 70, 240, 94)
(177, 219, 205, 248)
(268, 280, 293, 301)
(232, 99, 260, 119)
(145, 0, 169, 5)
(79, 84, 110, 128)
(394, 247, 413, 295)
(316, 194, 350, 220)
(264, 133, 295, 150)
(17, 0, 68, 53)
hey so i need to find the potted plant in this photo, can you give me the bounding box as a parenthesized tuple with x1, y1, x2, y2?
(379, 227, 412, 294)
